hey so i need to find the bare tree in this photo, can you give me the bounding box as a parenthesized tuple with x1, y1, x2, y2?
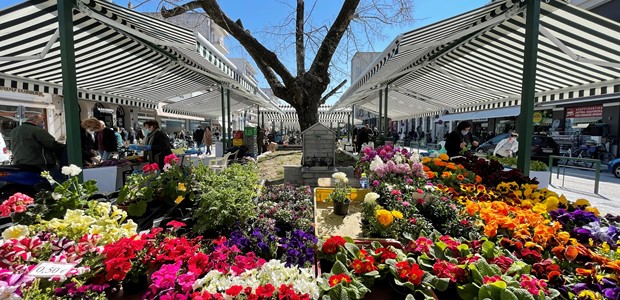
(162, 0, 414, 131)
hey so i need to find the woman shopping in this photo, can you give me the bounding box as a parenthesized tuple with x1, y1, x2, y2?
(143, 120, 172, 170)
(202, 126, 213, 156)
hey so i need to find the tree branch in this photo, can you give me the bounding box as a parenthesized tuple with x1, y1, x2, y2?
(161, 0, 295, 90)
(296, 0, 305, 76)
(160, 0, 203, 18)
(320, 79, 347, 104)
(308, 0, 360, 78)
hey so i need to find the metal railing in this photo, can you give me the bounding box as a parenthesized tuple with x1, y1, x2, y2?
(547, 155, 601, 194)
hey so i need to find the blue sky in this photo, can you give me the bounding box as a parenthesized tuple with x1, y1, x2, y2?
(1, 0, 489, 104)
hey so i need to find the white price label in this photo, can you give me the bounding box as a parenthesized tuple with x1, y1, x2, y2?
(27, 262, 76, 278)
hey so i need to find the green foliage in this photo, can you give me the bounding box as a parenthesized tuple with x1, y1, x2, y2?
(192, 163, 260, 234)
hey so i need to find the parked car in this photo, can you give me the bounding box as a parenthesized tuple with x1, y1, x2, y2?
(609, 157, 620, 178)
(0, 133, 10, 164)
(476, 133, 560, 162)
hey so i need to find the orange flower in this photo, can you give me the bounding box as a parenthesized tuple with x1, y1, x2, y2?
(484, 222, 498, 237)
(575, 268, 595, 276)
(457, 174, 465, 181)
(476, 184, 485, 191)
(426, 171, 435, 179)
(439, 153, 449, 161)
(423, 165, 430, 172)
(604, 260, 620, 272)
(551, 245, 564, 258)
(446, 163, 457, 170)
(441, 172, 451, 179)
(565, 246, 579, 261)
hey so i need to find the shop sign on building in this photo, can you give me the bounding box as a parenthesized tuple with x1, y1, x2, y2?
(565, 105, 603, 119)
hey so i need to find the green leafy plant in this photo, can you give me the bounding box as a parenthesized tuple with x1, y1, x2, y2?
(530, 160, 548, 172)
(326, 172, 353, 204)
(31, 165, 99, 221)
(192, 163, 260, 234)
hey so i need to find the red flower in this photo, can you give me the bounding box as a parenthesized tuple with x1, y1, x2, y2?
(328, 274, 352, 287)
(322, 236, 347, 255)
(105, 257, 132, 281)
(433, 260, 467, 283)
(256, 284, 276, 297)
(489, 256, 514, 273)
(225, 285, 243, 297)
(395, 261, 424, 285)
(188, 252, 210, 275)
(164, 154, 179, 165)
(483, 275, 504, 284)
(166, 220, 186, 228)
(374, 247, 397, 263)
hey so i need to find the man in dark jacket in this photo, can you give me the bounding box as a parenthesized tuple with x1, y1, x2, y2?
(193, 126, 204, 149)
(10, 114, 65, 180)
(143, 120, 172, 170)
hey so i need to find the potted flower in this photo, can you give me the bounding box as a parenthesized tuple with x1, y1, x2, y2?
(327, 172, 353, 216)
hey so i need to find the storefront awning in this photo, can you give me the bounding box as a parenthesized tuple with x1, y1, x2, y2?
(0, 0, 278, 115)
(333, 0, 620, 118)
(439, 106, 521, 122)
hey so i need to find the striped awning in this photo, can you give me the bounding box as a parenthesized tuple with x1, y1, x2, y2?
(333, 0, 620, 118)
(259, 104, 352, 129)
(0, 0, 277, 115)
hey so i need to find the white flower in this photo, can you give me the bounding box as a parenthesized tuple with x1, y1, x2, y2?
(2, 225, 29, 240)
(369, 156, 384, 171)
(364, 192, 380, 205)
(61, 164, 82, 177)
(332, 172, 347, 182)
(163, 164, 172, 173)
(51, 193, 63, 200)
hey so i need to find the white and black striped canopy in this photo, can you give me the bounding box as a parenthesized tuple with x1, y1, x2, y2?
(260, 104, 352, 129)
(0, 0, 276, 115)
(334, 0, 620, 119)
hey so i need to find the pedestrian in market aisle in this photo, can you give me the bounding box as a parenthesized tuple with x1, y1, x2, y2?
(127, 128, 136, 144)
(93, 121, 117, 160)
(10, 114, 65, 181)
(493, 132, 519, 158)
(445, 121, 479, 158)
(193, 126, 204, 150)
(135, 127, 145, 143)
(202, 126, 213, 156)
(143, 120, 172, 170)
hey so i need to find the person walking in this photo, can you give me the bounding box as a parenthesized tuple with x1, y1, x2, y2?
(445, 121, 479, 158)
(202, 126, 213, 156)
(127, 128, 136, 144)
(493, 132, 519, 158)
(193, 126, 204, 150)
(10, 114, 65, 181)
(356, 124, 370, 153)
(143, 120, 172, 169)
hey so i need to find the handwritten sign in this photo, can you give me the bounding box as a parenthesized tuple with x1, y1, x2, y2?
(27, 262, 76, 278)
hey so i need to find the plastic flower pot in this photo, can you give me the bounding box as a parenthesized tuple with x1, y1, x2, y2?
(333, 201, 350, 216)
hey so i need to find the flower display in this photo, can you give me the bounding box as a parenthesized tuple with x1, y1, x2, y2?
(0, 193, 34, 217)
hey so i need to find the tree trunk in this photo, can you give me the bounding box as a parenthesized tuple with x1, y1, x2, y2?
(295, 100, 320, 132)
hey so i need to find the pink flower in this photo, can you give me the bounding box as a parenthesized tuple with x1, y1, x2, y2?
(166, 220, 186, 228)
(391, 190, 402, 196)
(177, 272, 198, 293)
(164, 154, 179, 165)
(402, 201, 410, 207)
(372, 180, 380, 187)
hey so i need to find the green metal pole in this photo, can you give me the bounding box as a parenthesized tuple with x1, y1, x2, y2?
(378, 91, 383, 138)
(517, 0, 541, 176)
(220, 86, 226, 152)
(227, 88, 231, 149)
(58, 0, 82, 169)
(384, 87, 389, 139)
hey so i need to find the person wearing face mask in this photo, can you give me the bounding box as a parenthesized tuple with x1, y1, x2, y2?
(445, 121, 479, 158)
(143, 120, 172, 170)
(10, 114, 66, 180)
(493, 132, 519, 158)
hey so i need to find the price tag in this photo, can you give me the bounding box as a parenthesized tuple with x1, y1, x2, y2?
(27, 261, 76, 278)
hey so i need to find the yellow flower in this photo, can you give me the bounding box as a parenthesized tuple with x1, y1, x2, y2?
(543, 196, 559, 211)
(439, 153, 449, 161)
(558, 195, 569, 208)
(2, 225, 29, 240)
(375, 209, 394, 226)
(496, 182, 511, 194)
(507, 182, 519, 191)
(391, 210, 403, 219)
(532, 203, 548, 214)
(602, 242, 610, 253)
(177, 182, 187, 192)
(578, 290, 602, 300)
(175, 196, 185, 204)
(585, 206, 600, 217)
(574, 198, 591, 207)
(89, 225, 104, 235)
